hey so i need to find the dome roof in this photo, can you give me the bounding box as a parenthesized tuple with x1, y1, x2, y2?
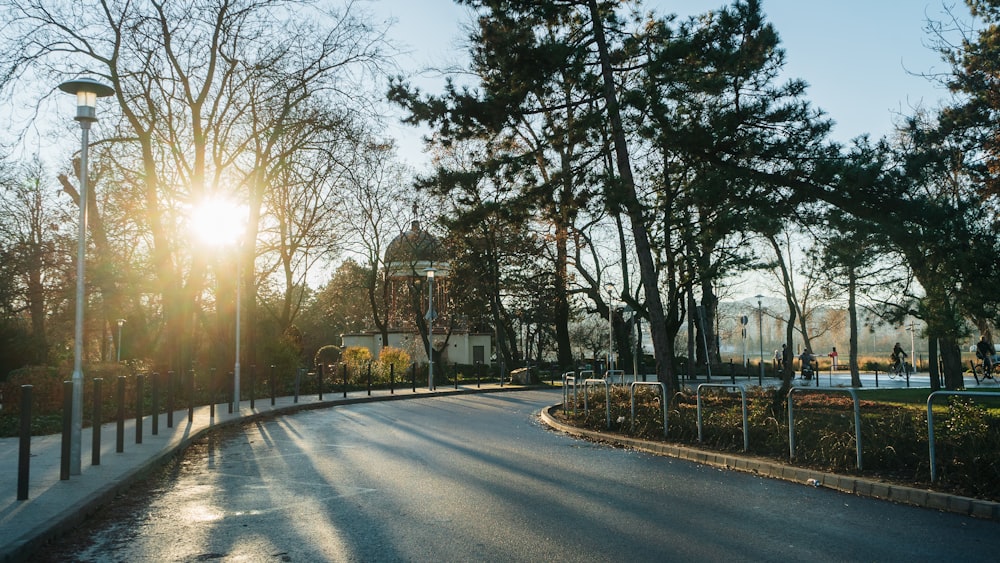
(385, 221, 448, 272)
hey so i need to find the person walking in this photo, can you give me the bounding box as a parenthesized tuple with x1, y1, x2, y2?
(976, 334, 995, 373)
(828, 347, 839, 370)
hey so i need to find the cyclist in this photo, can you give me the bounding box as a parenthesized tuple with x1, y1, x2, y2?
(976, 334, 995, 374)
(890, 342, 907, 375)
(799, 348, 814, 379)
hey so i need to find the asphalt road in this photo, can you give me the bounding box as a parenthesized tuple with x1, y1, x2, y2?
(37, 389, 998, 562)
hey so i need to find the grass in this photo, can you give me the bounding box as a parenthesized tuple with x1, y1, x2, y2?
(856, 387, 1000, 405)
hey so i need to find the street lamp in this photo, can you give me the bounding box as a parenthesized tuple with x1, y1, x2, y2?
(605, 283, 614, 375)
(425, 268, 437, 390)
(755, 294, 764, 384)
(59, 76, 115, 476)
(116, 318, 126, 362)
(191, 197, 247, 412)
(234, 254, 242, 411)
(907, 320, 916, 371)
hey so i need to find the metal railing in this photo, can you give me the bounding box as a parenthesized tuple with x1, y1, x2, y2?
(696, 383, 749, 452)
(605, 369, 625, 385)
(583, 379, 610, 428)
(562, 372, 578, 416)
(629, 381, 668, 437)
(926, 390, 1000, 481)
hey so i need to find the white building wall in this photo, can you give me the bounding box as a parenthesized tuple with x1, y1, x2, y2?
(341, 331, 492, 365)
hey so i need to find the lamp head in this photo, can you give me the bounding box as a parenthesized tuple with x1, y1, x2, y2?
(58, 77, 115, 123)
(425, 267, 436, 280)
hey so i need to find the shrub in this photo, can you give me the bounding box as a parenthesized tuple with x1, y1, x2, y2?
(560, 386, 1000, 500)
(374, 347, 410, 384)
(342, 346, 373, 383)
(313, 345, 342, 368)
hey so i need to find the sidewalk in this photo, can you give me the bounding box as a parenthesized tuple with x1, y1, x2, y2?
(0, 383, 520, 562)
(621, 369, 982, 390)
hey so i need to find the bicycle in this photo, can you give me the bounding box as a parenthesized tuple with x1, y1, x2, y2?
(971, 357, 1000, 384)
(888, 358, 910, 379)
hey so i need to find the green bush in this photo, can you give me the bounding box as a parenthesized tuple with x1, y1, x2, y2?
(374, 347, 410, 384)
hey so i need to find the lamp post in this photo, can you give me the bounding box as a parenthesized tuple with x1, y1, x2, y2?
(116, 319, 126, 362)
(234, 253, 242, 411)
(59, 77, 115, 476)
(907, 320, 916, 371)
(605, 283, 614, 374)
(425, 267, 436, 391)
(755, 294, 764, 383)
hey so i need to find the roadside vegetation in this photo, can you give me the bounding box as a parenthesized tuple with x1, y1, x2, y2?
(558, 385, 1000, 502)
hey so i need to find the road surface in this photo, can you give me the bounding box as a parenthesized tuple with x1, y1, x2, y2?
(36, 389, 998, 561)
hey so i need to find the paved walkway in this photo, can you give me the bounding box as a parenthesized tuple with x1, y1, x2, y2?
(0, 383, 520, 562)
(609, 369, 993, 390)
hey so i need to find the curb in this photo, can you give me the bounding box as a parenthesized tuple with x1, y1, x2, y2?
(538, 403, 1000, 522)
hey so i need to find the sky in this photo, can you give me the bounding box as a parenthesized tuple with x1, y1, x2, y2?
(368, 0, 961, 169)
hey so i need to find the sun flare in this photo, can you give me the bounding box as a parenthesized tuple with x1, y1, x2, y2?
(189, 196, 246, 247)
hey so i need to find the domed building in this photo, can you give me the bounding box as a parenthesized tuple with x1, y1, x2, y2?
(341, 220, 492, 367)
(384, 220, 450, 328)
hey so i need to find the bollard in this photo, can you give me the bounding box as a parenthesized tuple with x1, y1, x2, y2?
(61, 381, 72, 480)
(730, 359, 735, 384)
(209, 381, 215, 415)
(294, 367, 301, 403)
(228, 371, 234, 414)
(367, 362, 372, 396)
(318, 363, 323, 401)
(116, 376, 125, 453)
(92, 378, 103, 466)
(390, 363, 395, 394)
(210, 368, 217, 417)
(18, 385, 33, 500)
(270, 365, 276, 406)
(151, 372, 159, 436)
(188, 368, 195, 423)
(342, 363, 348, 398)
(250, 364, 256, 409)
(166, 370, 174, 428)
(135, 374, 144, 444)
(875, 369, 880, 388)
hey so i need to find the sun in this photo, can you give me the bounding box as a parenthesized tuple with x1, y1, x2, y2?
(189, 196, 246, 247)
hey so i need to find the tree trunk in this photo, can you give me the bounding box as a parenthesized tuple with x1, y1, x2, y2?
(588, 0, 678, 394)
(941, 336, 964, 389)
(554, 223, 574, 369)
(847, 266, 862, 387)
(928, 338, 941, 391)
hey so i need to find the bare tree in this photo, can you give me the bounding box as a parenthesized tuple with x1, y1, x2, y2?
(338, 139, 415, 348)
(0, 0, 390, 370)
(0, 158, 74, 364)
